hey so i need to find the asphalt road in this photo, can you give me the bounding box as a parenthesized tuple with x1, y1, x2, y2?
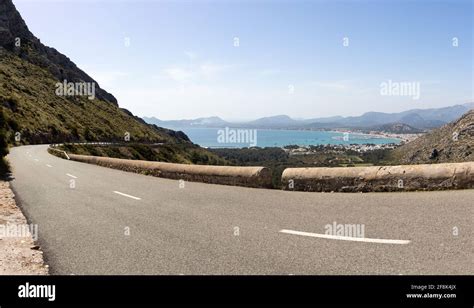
(7, 145, 474, 274)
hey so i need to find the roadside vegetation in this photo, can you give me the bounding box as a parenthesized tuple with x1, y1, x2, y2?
(54, 143, 229, 166)
(0, 50, 188, 145)
(210, 146, 395, 187)
(0, 108, 11, 175)
(0, 48, 224, 168)
(391, 110, 473, 164)
(51, 143, 397, 188)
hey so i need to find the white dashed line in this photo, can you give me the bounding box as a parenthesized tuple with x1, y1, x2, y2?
(279, 229, 410, 245)
(113, 191, 141, 200)
(46, 164, 53, 168)
(66, 173, 77, 179)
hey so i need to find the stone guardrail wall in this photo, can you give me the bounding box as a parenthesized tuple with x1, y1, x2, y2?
(47, 147, 69, 159)
(48, 145, 473, 192)
(281, 162, 474, 192)
(63, 153, 273, 189)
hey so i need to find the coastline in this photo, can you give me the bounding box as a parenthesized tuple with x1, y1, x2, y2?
(167, 126, 411, 148)
(330, 129, 423, 143)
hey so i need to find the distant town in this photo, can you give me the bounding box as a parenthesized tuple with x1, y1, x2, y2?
(284, 143, 400, 156)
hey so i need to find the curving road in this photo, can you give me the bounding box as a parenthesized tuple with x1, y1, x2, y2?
(7, 145, 474, 274)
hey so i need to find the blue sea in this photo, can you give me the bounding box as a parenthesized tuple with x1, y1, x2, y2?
(167, 127, 401, 148)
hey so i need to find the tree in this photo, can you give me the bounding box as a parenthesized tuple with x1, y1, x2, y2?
(0, 108, 9, 157)
(430, 149, 439, 160)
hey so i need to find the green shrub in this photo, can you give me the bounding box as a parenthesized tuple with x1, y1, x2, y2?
(0, 108, 10, 174)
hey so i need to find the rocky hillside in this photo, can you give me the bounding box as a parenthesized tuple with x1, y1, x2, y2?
(0, 0, 116, 104)
(391, 110, 474, 164)
(367, 123, 423, 134)
(0, 0, 189, 145)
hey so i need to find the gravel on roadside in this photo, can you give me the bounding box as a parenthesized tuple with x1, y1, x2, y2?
(0, 180, 48, 275)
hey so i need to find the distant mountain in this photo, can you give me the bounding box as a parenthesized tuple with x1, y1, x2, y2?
(391, 110, 474, 163)
(245, 115, 302, 128)
(307, 103, 472, 129)
(306, 116, 345, 124)
(398, 113, 441, 128)
(367, 123, 423, 134)
(143, 116, 231, 128)
(144, 103, 473, 131)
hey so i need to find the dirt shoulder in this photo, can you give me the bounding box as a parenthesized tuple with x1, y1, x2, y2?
(0, 180, 48, 275)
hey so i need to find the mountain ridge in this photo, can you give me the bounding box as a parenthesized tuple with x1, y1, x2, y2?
(0, 0, 190, 145)
(0, 0, 117, 104)
(391, 109, 474, 163)
(144, 103, 473, 131)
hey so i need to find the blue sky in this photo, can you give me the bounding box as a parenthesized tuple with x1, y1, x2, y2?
(14, 0, 473, 120)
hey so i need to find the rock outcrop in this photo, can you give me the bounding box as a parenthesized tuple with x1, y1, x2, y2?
(392, 110, 474, 164)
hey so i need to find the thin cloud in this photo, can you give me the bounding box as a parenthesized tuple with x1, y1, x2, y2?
(161, 62, 232, 83)
(311, 80, 353, 90)
(162, 67, 194, 82)
(259, 69, 281, 76)
(184, 51, 197, 60)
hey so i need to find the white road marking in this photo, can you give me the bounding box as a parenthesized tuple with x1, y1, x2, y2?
(33, 159, 39, 162)
(113, 191, 141, 200)
(279, 229, 410, 245)
(46, 164, 53, 168)
(66, 173, 77, 179)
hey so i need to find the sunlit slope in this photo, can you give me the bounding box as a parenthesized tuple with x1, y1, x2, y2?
(391, 110, 474, 164)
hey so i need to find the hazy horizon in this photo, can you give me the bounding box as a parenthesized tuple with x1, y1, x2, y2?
(14, 0, 473, 120)
(144, 101, 473, 122)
